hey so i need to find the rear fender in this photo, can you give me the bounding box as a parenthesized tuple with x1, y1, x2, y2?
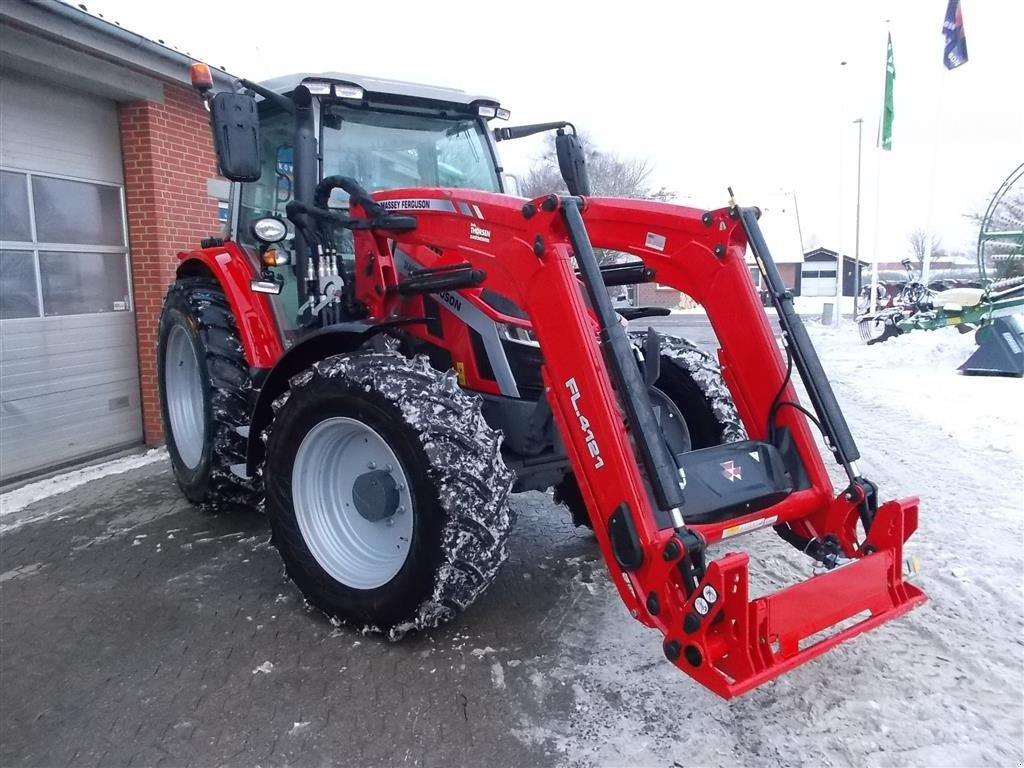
(244, 324, 384, 475)
(176, 243, 284, 368)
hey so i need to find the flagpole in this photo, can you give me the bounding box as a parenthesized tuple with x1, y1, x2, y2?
(869, 22, 892, 316)
(853, 117, 864, 318)
(922, 76, 948, 288)
(834, 59, 851, 328)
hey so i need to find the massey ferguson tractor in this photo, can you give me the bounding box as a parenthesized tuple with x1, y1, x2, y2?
(157, 64, 926, 698)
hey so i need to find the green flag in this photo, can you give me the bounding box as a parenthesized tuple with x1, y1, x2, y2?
(880, 32, 895, 150)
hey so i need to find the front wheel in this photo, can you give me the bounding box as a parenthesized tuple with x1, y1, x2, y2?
(264, 352, 515, 638)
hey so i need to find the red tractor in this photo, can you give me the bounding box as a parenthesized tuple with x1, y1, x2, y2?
(158, 65, 925, 698)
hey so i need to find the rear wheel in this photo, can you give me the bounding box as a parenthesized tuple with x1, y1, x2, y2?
(157, 277, 260, 511)
(554, 332, 744, 528)
(264, 351, 514, 638)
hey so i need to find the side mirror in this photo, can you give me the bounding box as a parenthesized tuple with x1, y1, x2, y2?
(210, 92, 262, 182)
(555, 129, 591, 196)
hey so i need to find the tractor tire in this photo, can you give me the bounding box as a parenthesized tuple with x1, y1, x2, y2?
(263, 351, 515, 639)
(157, 277, 260, 512)
(554, 332, 745, 528)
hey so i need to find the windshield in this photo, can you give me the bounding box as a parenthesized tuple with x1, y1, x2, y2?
(320, 105, 501, 200)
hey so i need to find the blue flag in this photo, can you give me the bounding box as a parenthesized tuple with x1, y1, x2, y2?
(942, 0, 968, 69)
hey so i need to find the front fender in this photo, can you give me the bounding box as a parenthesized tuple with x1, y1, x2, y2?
(176, 243, 284, 368)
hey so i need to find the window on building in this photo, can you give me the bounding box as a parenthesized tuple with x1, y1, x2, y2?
(0, 170, 129, 319)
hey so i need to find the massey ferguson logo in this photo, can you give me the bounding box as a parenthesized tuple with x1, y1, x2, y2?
(381, 198, 432, 210)
(565, 378, 604, 469)
(469, 222, 491, 243)
(721, 460, 742, 482)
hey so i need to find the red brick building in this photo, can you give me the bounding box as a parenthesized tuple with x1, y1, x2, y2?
(0, 1, 230, 482)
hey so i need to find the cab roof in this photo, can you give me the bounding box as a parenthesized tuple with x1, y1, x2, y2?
(259, 72, 501, 108)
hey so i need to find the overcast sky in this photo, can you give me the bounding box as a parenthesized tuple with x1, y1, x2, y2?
(89, 0, 1022, 264)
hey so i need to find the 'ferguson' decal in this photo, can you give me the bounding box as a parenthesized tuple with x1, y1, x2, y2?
(565, 378, 604, 469)
(379, 198, 457, 212)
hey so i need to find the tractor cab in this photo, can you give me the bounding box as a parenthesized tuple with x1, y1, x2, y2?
(216, 72, 510, 331)
(190, 66, 589, 337)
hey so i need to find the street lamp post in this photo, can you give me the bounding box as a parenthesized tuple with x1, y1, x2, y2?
(853, 118, 864, 318)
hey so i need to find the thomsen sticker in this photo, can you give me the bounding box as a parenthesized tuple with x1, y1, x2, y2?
(469, 222, 492, 243)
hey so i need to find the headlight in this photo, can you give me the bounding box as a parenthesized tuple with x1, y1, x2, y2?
(252, 216, 288, 243)
(334, 84, 364, 99)
(303, 80, 333, 95)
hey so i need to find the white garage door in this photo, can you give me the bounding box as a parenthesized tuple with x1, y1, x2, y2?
(801, 262, 838, 297)
(0, 73, 142, 483)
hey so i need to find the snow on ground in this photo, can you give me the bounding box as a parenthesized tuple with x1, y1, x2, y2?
(517, 322, 1023, 766)
(0, 448, 167, 533)
(812, 322, 1022, 460)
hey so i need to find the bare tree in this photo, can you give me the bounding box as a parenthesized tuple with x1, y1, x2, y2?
(520, 132, 673, 200)
(520, 133, 673, 266)
(908, 229, 943, 262)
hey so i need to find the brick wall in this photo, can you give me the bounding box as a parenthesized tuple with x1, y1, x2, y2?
(635, 283, 689, 308)
(778, 263, 798, 290)
(119, 83, 221, 445)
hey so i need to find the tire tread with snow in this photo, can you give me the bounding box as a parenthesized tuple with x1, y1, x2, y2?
(157, 277, 260, 511)
(634, 331, 746, 445)
(264, 351, 515, 639)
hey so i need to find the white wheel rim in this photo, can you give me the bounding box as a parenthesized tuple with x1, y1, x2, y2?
(292, 417, 414, 590)
(165, 324, 206, 469)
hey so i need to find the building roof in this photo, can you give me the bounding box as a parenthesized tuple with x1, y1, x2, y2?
(260, 72, 500, 108)
(804, 247, 870, 266)
(0, 0, 234, 102)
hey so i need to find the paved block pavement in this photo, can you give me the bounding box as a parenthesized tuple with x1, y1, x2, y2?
(1, 459, 604, 768)
(0, 318, 759, 768)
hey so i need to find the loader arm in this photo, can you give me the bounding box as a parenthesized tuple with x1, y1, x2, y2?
(346, 186, 925, 698)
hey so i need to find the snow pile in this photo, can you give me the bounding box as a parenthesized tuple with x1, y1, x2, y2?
(0, 448, 167, 523)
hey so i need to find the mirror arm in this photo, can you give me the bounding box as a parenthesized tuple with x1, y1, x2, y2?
(493, 121, 575, 142)
(237, 78, 296, 115)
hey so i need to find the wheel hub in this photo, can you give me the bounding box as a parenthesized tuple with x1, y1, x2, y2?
(292, 417, 413, 590)
(352, 469, 400, 522)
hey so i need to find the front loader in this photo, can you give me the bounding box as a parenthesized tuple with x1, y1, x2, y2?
(157, 65, 925, 698)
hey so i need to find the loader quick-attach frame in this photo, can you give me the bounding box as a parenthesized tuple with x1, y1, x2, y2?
(338, 185, 926, 698)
